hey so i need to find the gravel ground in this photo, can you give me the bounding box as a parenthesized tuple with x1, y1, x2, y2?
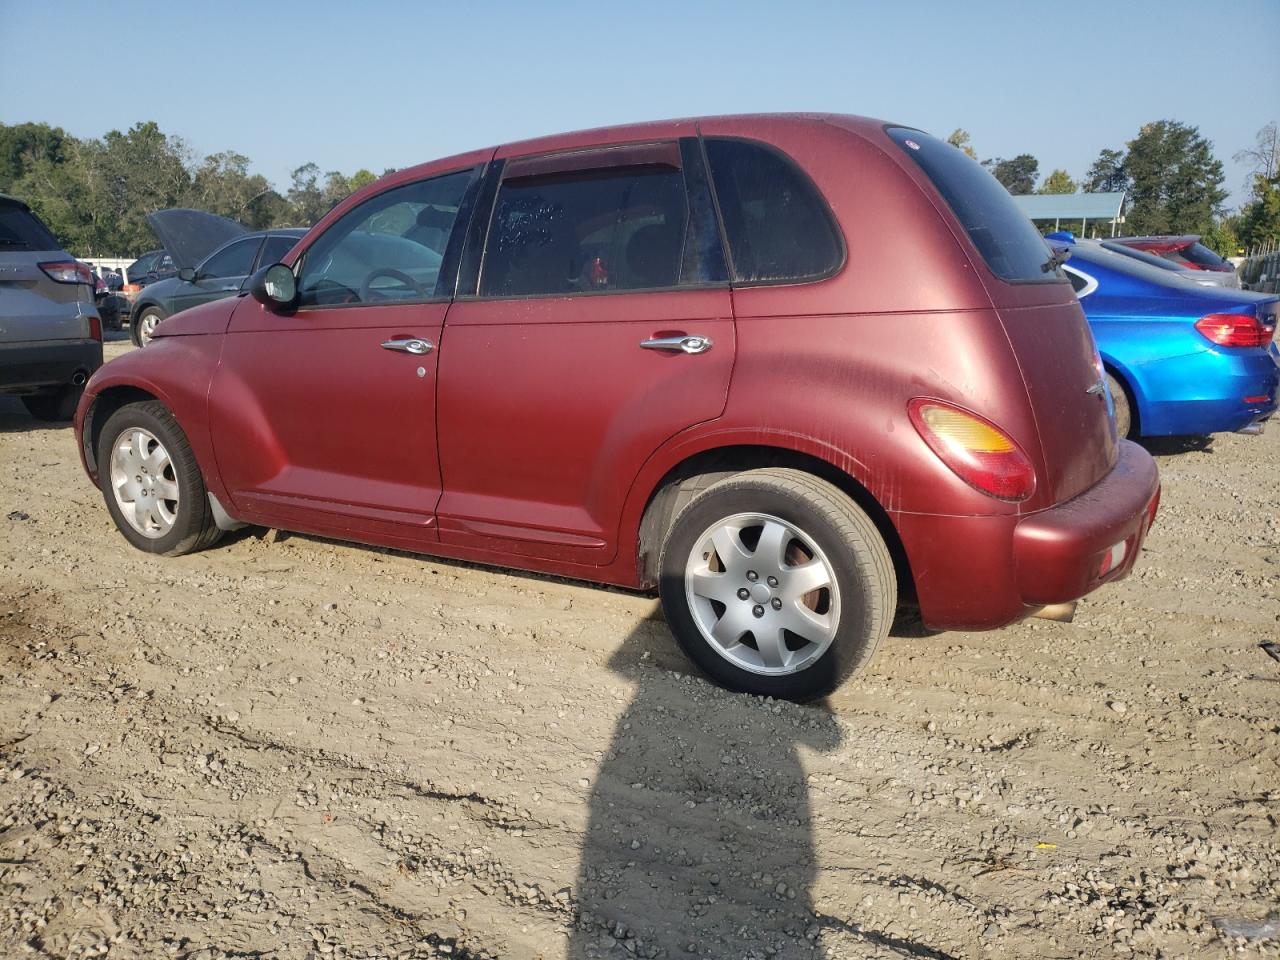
(1, 336, 1278, 959)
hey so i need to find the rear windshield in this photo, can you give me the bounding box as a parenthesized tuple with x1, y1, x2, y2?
(1101, 241, 1185, 273)
(887, 127, 1061, 283)
(0, 202, 60, 252)
(1183, 241, 1229, 268)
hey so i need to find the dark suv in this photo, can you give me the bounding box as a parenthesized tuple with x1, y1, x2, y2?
(0, 194, 102, 421)
(75, 115, 1159, 699)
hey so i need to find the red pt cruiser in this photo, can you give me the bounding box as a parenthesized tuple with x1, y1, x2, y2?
(74, 115, 1159, 700)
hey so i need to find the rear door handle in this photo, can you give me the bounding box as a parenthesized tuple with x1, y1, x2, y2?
(640, 335, 713, 355)
(381, 337, 434, 355)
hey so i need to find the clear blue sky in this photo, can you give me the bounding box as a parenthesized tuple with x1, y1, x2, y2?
(3, 0, 1277, 205)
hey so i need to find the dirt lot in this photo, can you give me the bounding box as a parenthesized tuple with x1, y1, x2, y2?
(2, 336, 1278, 960)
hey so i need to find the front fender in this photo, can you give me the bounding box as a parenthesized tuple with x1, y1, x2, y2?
(74, 335, 228, 506)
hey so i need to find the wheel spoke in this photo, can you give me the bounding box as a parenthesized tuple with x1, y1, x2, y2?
(785, 559, 831, 598)
(153, 478, 179, 502)
(131, 430, 149, 463)
(710, 525, 751, 577)
(780, 601, 835, 645)
(133, 499, 150, 532)
(688, 568, 738, 605)
(710, 607, 751, 648)
(754, 625, 789, 669)
(753, 519, 790, 572)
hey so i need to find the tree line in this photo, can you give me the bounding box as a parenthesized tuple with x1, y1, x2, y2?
(0, 120, 382, 257)
(3, 117, 1278, 259)
(947, 120, 1280, 255)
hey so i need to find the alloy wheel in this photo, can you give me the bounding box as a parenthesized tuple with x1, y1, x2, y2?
(109, 427, 179, 538)
(684, 512, 841, 676)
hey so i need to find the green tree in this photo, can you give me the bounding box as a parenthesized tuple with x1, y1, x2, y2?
(0, 122, 72, 191)
(946, 129, 977, 160)
(1083, 148, 1128, 194)
(348, 168, 377, 192)
(1123, 120, 1226, 236)
(1233, 121, 1278, 191)
(1238, 175, 1280, 249)
(1039, 169, 1076, 194)
(984, 154, 1039, 194)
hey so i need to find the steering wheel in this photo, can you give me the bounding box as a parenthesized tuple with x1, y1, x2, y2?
(359, 268, 430, 302)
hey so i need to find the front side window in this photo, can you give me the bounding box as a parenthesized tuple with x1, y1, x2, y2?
(703, 138, 843, 284)
(888, 126, 1063, 283)
(200, 237, 262, 279)
(480, 159, 690, 297)
(297, 168, 477, 307)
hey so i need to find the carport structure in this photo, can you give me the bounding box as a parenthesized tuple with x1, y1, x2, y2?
(1011, 191, 1127, 237)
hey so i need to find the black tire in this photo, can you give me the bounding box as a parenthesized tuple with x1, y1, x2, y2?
(22, 386, 83, 422)
(132, 306, 165, 347)
(96, 400, 222, 556)
(658, 468, 896, 701)
(1106, 372, 1135, 440)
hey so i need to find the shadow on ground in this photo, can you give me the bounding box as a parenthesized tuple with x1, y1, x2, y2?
(566, 616, 956, 960)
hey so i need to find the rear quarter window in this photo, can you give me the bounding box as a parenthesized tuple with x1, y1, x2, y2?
(0, 203, 60, 252)
(703, 138, 843, 284)
(887, 127, 1061, 283)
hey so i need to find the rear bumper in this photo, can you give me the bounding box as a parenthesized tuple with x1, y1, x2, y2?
(1139, 346, 1279, 436)
(0, 339, 102, 395)
(895, 440, 1160, 630)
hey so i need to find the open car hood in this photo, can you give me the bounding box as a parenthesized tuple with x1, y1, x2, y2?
(145, 209, 247, 271)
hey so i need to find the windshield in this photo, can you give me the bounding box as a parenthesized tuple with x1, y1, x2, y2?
(887, 126, 1063, 282)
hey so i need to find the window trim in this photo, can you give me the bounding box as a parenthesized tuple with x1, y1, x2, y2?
(290, 165, 482, 312)
(1063, 264, 1099, 299)
(699, 134, 847, 289)
(465, 140, 727, 303)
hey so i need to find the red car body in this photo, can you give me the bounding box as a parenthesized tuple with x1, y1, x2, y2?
(74, 114, 1158, 631)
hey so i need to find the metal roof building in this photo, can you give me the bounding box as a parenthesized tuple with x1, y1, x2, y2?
(1011, 191, 1127, 236)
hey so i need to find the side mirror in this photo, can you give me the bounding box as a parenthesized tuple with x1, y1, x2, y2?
(249, 263, 298, 312)
(178, 267, 197, 282)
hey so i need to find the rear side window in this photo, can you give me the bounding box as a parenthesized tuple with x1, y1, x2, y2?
(481, 160, 689, 297)
(0, 203, 60, 252)
(257, 234, 298, 269)
(888, 127, 1060, 282)
(703, 138, 842, 284)
(200, 237, 262, 279)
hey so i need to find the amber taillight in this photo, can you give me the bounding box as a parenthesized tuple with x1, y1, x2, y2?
(908, 399, 1037, 502)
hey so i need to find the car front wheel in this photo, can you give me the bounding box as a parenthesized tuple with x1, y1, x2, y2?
(96, 400, 222, 555)
(658, 468, 896, 701)
(132, 306, 165, 347)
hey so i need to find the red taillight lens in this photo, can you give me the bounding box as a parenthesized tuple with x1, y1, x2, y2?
(908, 399, 1037, 502)
(1194, 313, 1274, 348)
(38, 260, 94, 285)
(88, 314, 102, 341)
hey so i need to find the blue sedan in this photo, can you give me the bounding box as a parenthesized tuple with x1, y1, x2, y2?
(1054, 237, 1279, 438)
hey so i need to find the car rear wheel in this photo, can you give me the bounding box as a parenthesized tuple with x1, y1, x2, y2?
(132, 307, 165, 347)
(1106, 372, 1134, 439)
(96, 400, 222, 556)
(21, 385, 83, 423)
(658, 468, 896, 701)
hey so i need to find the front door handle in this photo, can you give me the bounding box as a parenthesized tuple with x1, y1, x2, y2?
(381, 337, 434, 355)
(640, 334, 713, 355)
